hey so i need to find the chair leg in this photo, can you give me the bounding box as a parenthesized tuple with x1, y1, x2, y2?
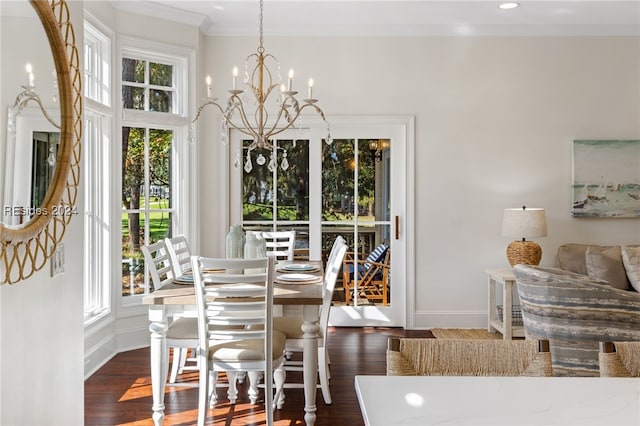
(168, 347, 184, 384)
(208, 370, 218, 408)
(197, 358, 209, 426)
(318, 348, 332, 404)
(183, 347, 197, 372)
(274, 367, 286, 409)
(247, 371, 260, 404)
(178, 348, 190, 374)
(226, 371, 239, 404)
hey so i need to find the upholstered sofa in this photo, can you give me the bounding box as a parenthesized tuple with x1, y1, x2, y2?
(513, 245, 640, 377)
(556, 243, 640, 293)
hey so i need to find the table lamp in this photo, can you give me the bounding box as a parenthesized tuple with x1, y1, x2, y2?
(502, 206, 547, 267)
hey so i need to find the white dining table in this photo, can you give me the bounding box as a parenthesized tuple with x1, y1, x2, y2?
(355, 375, 640, 425)
(142, 262, 324, 426)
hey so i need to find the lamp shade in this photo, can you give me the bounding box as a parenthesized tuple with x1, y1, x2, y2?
(502, 207, 547, 239)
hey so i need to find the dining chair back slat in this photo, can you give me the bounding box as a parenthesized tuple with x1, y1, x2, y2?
(141, 240, 174, 290)
(165, 235, 191, 277)
(261, 231, 296, 261)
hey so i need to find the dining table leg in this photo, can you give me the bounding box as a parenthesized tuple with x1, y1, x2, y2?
(302, 305, 320, 426)
(149, 306, 169, 426)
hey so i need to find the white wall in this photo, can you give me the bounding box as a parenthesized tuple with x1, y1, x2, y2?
(0, 2, 85, 424)
(200, 35, 640, 328)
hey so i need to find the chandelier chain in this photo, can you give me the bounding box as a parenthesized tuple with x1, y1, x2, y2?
(258, 0, 264, 53)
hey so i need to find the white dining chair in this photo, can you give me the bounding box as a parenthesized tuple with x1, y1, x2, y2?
(163, 234, 203, 382)
(273, 236, 348, 406)
(191, 255, 286, 426)
(141, 240, 174, 291)
(261, 230, 296, 261)
(141, 240, 199, 384)
(164, 235, 191, 276)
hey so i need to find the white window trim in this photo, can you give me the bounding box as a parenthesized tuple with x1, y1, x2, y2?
(120, 35, 190, 118)
(116, 36, 196, 312)
(84, 13, 114, 328)
(84, 12, 113, 106)
(83, 110, 114, 326)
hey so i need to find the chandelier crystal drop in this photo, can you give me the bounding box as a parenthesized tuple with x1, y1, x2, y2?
(189, 0, 332, 171)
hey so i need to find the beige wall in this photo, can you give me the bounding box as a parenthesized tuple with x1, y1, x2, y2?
(201, 35, 640, 326)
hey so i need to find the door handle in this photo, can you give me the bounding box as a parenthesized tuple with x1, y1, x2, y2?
(395, 215, 399, 240)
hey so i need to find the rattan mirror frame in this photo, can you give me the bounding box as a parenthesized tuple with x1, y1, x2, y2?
(0, 0, 82, 284)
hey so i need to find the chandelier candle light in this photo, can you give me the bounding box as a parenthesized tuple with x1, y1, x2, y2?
(502, 206, 548, 267)
(7, 62, 60, 138)
(189, 0, 331, 173)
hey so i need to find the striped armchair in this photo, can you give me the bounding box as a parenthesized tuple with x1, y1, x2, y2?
(513, 264, 640, 376)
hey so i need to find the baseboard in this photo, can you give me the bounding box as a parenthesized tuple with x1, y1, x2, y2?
(411, 310, 487, 329)
(115, 312, 154, 352)
(85, 333, 117, 379)
(84, 314, 150, 379)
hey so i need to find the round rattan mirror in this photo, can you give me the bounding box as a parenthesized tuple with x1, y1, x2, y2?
(0, 0, 81, 284)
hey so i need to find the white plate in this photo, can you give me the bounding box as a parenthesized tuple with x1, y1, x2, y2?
(279, 263, 318, 272)
(174, 274, 194, 284)
(276, 273, 319, 283)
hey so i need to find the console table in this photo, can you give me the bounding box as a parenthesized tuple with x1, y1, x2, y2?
(486, 268, 524, 339)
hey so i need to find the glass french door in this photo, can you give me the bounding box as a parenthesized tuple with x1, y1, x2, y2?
(230, 119, 408, 327)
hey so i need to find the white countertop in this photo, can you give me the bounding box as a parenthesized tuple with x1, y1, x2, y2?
(355, 375, 640, 425)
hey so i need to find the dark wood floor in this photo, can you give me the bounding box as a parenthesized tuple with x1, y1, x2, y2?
(85, 327, 433, 425)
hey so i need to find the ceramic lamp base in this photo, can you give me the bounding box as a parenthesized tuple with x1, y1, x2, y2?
(506, 240, 542, 267)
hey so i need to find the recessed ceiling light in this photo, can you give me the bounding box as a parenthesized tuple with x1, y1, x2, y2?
(499, 2, 520, 10)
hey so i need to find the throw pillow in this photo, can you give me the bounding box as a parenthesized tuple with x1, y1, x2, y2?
(585, 246, 630, 290)
(557, 244, 590, 275)
(622, 246, 640, 292)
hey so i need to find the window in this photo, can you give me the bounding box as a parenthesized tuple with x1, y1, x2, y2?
(83, 20, 110, 106)
(121, 126, 175, 297)
(236, 135, 391, 262)
(83, 17, 113, 324)
(119, 39, 191, 301)
(122, 58, 174, 112)
(84, 112, 112, 321)
(321, 138, 391, 255)
(241, 139, 311, 254)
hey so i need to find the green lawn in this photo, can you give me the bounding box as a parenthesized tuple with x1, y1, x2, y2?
(121, 199, 172, 260)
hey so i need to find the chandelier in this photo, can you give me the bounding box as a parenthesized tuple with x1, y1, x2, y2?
(8, 63, 60, 166)
(189, 0, 331, 173)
